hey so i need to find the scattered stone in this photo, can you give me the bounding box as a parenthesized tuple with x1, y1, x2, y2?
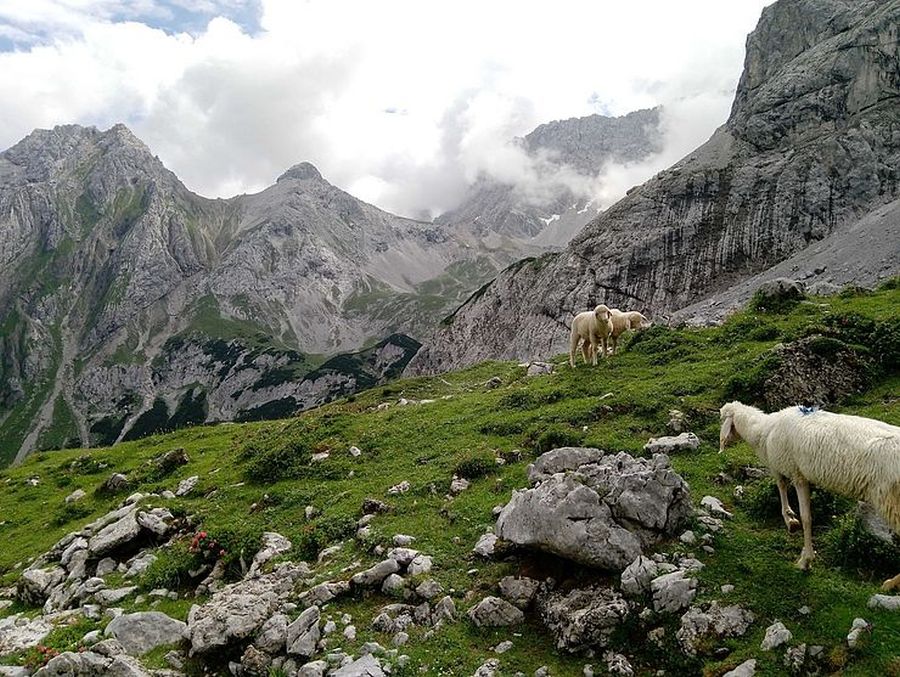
(651, 571, 697, 614)
(676, 603, 755, 655)
(103, 473, 130, 493)
(362, 498, 390, 514)
(65, 489, 86, 504)
(343, 624, 357, 641)
(392, 534, 415, 546)
(330, 654, 386, 677)
(679, 530, 697, 545)
(407, 554, 433, 576)
(498, 576, 541, 609)
(798, 605, 811, 615)
(761, 620, 792, 650)
(700, 496, 733, 519)
(721, 585, 735, 595)
(449, 476, 470, 495)
(382, 574, 406, 596)
(722, 659, 757, 677)
(88, 509, 141, 557)
(415, 579, 443, 600)
(667, 410, 686, 433)
(433, 596, 457, 624)
(468, 596, 525, 627)
(388, 481, 410, 495)
(96, 558, 117, 577)
(17, 567, 65, 606)
(473, 659, 501, 677)
(538, 585, 629, 651)
(603, 651, 634, 676)
(247, 532, 292, 578)
(311, 452, 330, 462)
(104, 611, 187, 655)
(300, 581, 349, 607)
(350, 446, 362, 457)
(175, 475, 199, 497)
(868, 594, 900, 611)
(620, 556, 659, 597)
(643, 433, 700, 454)
(846, 617, 872, 649)
(392, 631, 408, 646)
(287, 606, 321, 658)
(494, 640, 513, 654)
(473, 533, 498, 558)
(255, 613, 288, 654)
(497, 449, 691, 571)
(352, 559, 401, 588)
(526, 361, 553, 376)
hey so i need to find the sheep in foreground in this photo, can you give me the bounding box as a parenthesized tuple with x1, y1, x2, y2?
(719, 401, 900, 590)
(608, 309, 652, 355)
(569, 304, 613, 367)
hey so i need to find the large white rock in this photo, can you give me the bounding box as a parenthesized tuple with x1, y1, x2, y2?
(467, 596, 525, 627)
(286, 606, 321, 658)
(88, 508, 141, 557)
(497, 450, 691, 571)
(537, 585, 629, 651)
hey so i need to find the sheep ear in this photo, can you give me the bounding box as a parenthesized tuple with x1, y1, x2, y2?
(719, 415, 735, 453)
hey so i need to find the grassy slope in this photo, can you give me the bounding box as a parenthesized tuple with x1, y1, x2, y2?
(1, 285, 898, 675)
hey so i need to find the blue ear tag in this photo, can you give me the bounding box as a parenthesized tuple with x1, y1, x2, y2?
(798, 405, 819, 416)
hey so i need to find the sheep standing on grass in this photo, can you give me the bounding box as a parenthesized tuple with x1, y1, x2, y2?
(609, 309, 652, 355)
(719, 401, 900, 591)
(569, 304, 613, 367)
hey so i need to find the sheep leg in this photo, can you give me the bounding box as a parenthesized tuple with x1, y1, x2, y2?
(569, 333, 579, 368)
(611, 335, 618, 355)
(590, 336, 599, 366)
(775, 476, 801, 533)
(581, 341, 591, 365)
(794, 478, 816, 570)
(882, 573, 900, 592)
(600, 335, 608, 359)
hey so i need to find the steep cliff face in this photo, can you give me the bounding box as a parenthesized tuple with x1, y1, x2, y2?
(408, 0, 900, 375)
(435, 108, 663, 244)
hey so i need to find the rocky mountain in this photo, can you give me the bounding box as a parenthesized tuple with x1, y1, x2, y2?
(409, 0, 900, 375)
(436, 108, 663, 245)
(0, 125, 517, 462)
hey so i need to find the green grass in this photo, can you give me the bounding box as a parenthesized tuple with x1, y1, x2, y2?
(1, 283, 898, 674)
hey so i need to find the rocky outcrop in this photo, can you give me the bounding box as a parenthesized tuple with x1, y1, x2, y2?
(408, 0, 900, 375)
(104, 611, 187, 655)
(496, 449, 691, 570)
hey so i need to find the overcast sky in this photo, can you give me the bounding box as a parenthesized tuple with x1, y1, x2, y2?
(0, 0, 773, 219)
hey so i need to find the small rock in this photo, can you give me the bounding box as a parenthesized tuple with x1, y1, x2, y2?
(868, 594, 900, 611)
(846, 617, 871, 649)
(473, 533, 498, 558)
(679, 530, 697, 545)
(415, 579, 443, 600)
(349, 446, 362, 457)
(468, 596, 525, 627)
(760, 620, 792, 650)
(392, 534, 415, 546)
(700, 496, 733, 519)
(526, 361, 553, 376)
(352, 559, 401, 588)
(343, 625, 356, 641)
(382, 574, 406, 596)
(494, 640, 513, 654)
(65, 489, 86, 504)
(392, 631, 408, 646)
(407, 554, 433, 576)
(651, 571, 697, 613)
(721, 585, 735, 594)
(175, 475, 199, 497)
(643, 432, 700, 454)
(498, 576, 540, 609)
(388, 481, 411, 495)
(722, 659, 757, 677)
(449, 476, 470, 495)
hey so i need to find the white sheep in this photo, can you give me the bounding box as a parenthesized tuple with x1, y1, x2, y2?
(608, 309, 652, 355)
(569, 304, 613, 367)
(719, 401, 900, 590)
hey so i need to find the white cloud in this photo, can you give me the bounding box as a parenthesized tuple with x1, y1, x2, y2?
(0, 0, 774, 218)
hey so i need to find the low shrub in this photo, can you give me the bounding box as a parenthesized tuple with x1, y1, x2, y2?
(525, 424, 584, 455)
(822, 509, 900, 577)
(453, 455, 496, 480)
(295, 516, 356, 560)
(140, 541, 197, 590)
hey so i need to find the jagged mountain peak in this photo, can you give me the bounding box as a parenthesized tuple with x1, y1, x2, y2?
(276, 161, 324, 183)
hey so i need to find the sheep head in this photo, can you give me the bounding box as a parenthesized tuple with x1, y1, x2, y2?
(594, 304, 611, 321)
(631, 312, 652, 330)
(719, 401, 741, 453)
